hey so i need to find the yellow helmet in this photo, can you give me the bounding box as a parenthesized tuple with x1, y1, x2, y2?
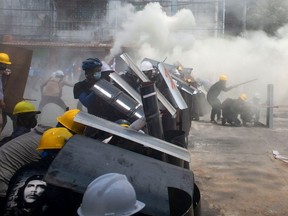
(13, 101, 41, 115)
(177, 65, 183, 71)
(240, 94, 248, 101)
(37, 127, 73, 151)
(219, 74, 228, 81)
(57, 109, 85, 134)
(0, 53, 11, 65)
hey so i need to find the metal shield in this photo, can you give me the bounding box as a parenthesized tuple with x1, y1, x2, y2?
(158, 63, 188, 110)
(120, 53, 176, 117)
(45, 135, 195, 216)
(74, 111, 191, 162)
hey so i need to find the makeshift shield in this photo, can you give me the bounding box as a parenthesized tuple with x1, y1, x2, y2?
(143, 58, 196, 96)
(0, 45, 33, 114)
(120, 53, 176, 117)
(158, 63, 188, 110)
(74, 111, 190, 162)
(109, 71, 142, 104)
(45, 135, 195, 216)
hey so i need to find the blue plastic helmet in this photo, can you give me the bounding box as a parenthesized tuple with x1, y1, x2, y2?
(82, 58, 102, 70)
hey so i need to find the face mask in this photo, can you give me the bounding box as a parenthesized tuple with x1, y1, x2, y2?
(93, 72, 101, 81)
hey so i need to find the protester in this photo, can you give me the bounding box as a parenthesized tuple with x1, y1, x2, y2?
(0, 109, 85, 214)
(77, 173, 145, 216)
(0, 124, 49, 215)
(0, 101, 41, 146)
(3, 127, 76, 216)
(0, 53, 12, 135)
(207, 75, 233, 123)
(39, 70, 73, 112)
(241, 93, 264, 126)
(221, 94, 248, 127)
(73, 58, 126, 137)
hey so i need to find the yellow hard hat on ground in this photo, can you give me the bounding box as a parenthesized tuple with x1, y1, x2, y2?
(57, 109, 86, 134)
(240, 94, 248, 101)
(37, 127, 73, 151)
(0, 53, 11, 65)
(219, 75, 228, 81)
(13, 101, 41, 115)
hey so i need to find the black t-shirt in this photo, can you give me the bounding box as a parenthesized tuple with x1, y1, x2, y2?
(4, 157, 81, 216)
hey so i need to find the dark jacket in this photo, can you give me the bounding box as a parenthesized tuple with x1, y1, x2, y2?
(221, 98, 245, 120)
(4, 155, 81, 216)
(207, 80, 231, 101)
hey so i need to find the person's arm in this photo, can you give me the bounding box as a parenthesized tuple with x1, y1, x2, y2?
(40, 79, 49, 94)
(222, 85, 234, 92)
(62, 80, 74, 87)
(78, 91, 96, 107)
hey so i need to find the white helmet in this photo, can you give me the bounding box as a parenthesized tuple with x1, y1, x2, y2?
(101, 61, 114, 72)
(140, 61, 153, 72)
(53, 70, 64, 77)
(77, 173, 145, 216)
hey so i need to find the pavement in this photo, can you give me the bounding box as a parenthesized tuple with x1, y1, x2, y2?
(188, 109, 288, 216)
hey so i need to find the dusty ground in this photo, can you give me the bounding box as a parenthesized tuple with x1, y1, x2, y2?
(188, 110, 288, 216)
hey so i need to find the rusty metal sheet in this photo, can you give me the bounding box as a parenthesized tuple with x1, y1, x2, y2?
(74, 111, 191, 162)
(0, 45, 33, 114)
(45, 135, 195, 216)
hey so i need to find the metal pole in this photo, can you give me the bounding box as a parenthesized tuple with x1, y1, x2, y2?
(242, 0, 247, 34)
(266, 84, 273, 128)
(171, 0, 178, 15)
(214, 0, 219, 37)
(222, 0, 226, 36)
(140, 82, 164, 140)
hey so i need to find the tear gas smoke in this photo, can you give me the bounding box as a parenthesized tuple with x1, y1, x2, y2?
(108, 2, 288, 106)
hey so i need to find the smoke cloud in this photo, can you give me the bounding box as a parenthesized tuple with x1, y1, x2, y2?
(108, 2, 288, 105)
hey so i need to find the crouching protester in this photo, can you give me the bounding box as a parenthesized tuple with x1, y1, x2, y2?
(77, 173, 145, 216)
(221, 94, 248, 127)
(3, 127, 82, 216)
(0, 101, 41, 147)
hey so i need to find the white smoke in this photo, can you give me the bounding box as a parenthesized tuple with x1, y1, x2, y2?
(108, 2, 288, 105)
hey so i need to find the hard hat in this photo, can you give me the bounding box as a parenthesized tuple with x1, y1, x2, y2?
(177, 65, 183, 71)
(140, 61, 153, 72)
(13, 101, 41, 115)
(82, 58, 102, 71)
(53, 70, 65, 77)
(115, 119, 130, 128)
(0, 53, 11, 65)
(219, 74, 228, 81)
(57, 109, 86, 134)
(240, 93, 248, 101)
(101, 61, 114, 72)
(37, 127, 73, 151)
(77, 173, 145, 216)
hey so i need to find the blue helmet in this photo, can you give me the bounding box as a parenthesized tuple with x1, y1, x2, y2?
(82, 58, 102, 71)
